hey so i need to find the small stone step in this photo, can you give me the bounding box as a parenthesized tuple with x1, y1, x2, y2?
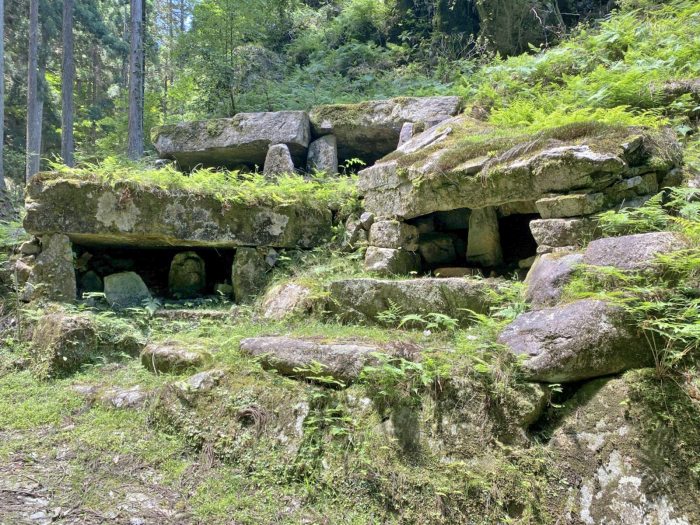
(239, 337, 379, 384)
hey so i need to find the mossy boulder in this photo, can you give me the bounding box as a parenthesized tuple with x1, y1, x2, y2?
(24, 175, 332, 250)
(21, 234, 76, 303)
(151, 111, 310, 170)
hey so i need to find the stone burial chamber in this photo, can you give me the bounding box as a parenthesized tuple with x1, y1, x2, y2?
(357, 116, 682, 276)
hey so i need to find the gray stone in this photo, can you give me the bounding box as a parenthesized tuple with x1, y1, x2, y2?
(19, 240, 41, 255)
(368, 221, 419, 250)
(233, 247, 272, 303)
(22, 234, 76, 303)
(24, 175, 333, 250)
(466, 207, 502, 267)
(535, 193, 606, 219)
(103, 272, 151, 309)
(261, 282, 313, 320)
(397, 122, 415, 147)
(364, 247, 421, 275)
(240, 336, 379, 384)
(418, 233, 457, 267)
(30, 313, 98, 379)
(183, 369, 225, 392)
(306, 135, 339, 175)
(342, 215, 368, 251)
(101, 386, 149, 409)
(525, 252, 583, 308)
(326, 277, 503, 326)
(309, 96, 462, 163)
(529, 218, 597, 248)
(497, 200, 539, 217)
(359, 211, 375, 230)
(499, 299, 650, 383)
(518, 255, 537, 269)
(168, 251, 206, 298)
(263, 143, 296, 177)
(151, 111, 310, 170)
(141, 342, 209, 374)
(583, 232, 688, 272)
(80, 271, 103, 293)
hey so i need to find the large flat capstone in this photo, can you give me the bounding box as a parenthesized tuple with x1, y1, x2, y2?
(151, 111, 310, 170)
(309, 96, 462, 164)
(325, 277, 504, 326)
(24, 175, 332, 249)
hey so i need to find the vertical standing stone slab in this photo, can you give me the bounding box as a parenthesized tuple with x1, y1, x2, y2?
(307, 135, 339, 175)
(22, 234, 77, 303)
(169, 251, 206, 298)
(263, 144, 296, 177)
(233, 247, 274, 304)
(467, 207, 503, 267)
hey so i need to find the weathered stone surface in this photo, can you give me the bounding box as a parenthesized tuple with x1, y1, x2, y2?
(433, 267, 482, 278)
(397, 122, 415, 147)
(233, 247, 273, 303)
(549, 370, 700, 525)
(499, 299, 650, 383)
(364, 247, 421, 275)
(151, 111, 310, 170)
(240, 336, 378, 384)
(169, 251, 206, 298)
(306, 135, 339, 174)
(22, 234, 76, 303)
(418, 233, 457, 267)
(525, 252, 583, 308)
(19, 240, 41, 255)
(79, 271, 103, 293)
(104, 271, 151, 308)
(24, 175, 332, 249)
(358, 119, 678, 220)
(369, 220, 419, 250)
(261, 282, 313, 320)
(529, 218, 597, 248)
(141, 342, 209, 374)
(263, 143, 296, 177)
(466, 207, 502, 267)
(101, 386, 149, 409)
(309, 96, 462, 163)
(181, 369, 225, 392)
(536, 192, 605, 218)
(30, 313, 98, 379)
(342, 215, 367, 251)
(583, 232, 688, 271)
(326, 277, 503, 325)
(359, 211, 375, 230)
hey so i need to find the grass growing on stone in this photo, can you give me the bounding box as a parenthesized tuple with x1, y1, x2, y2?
(39, 157, 361, 215)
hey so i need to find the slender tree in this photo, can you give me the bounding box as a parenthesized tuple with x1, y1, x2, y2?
(26, 0, 41, 181)
(61, 0, 75, 167)
(127, 0, 144, 160)
(0, 0, 5, 190)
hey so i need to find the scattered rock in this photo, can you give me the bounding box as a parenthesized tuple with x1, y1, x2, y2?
(306, 135, 339, 174)
(499, 299, 650, 383)
(263, 143, 296, 177)
(151, 111, 310, 170)
(233, 247, 273, 304)
(240, 337, 378, 384)
(583, 231, 688, 271)
(101, 386, 149, 409)
(342, 215, 368, 251)
(518, 255, 537, 269)
(418, 233, 457, 267)
(22, 234, 76, 303)
(182, 369, 225, 392)
(326, 277, 502, 326)
(466, 207, 502, 267)
(104, 271, 151, 309)
(19, 240, 41, 256)
(141, 342, 209, 374)
(30, 313, 98, 379)
(169, 251, 206, 298)
(261, 282, 313, 320)
(214, 282, 233, 297)
(525, 252, 583, 308)
(369, 220, 419, 250)
(359, 211, 375, 230)
(80, 271, 103, 294)
(364, 247, 421, 275)
(529, 218, 597, 249)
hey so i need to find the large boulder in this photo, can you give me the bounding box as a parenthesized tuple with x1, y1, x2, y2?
(261, 282, 314, 320)
(240, 336, 378, 384)
(24, 174, 332, 249)
(358, 118, 679, 220)
(151, 111, 310, 170)
(583, 231, 688, 271)
(168, 251, 206, 298)
(103, 271, 151, 308)
(21, 234, 76, 303)
(499, 299, 651, 382)
(524, 252, 583, 308)
(529, 218, 597, 250)
(326, 277, 503, 326)
(309, 96, 462, 164)
(364, 247, 421, 275)
(368, 220, 419, 250)
(548, 370, 700, 524)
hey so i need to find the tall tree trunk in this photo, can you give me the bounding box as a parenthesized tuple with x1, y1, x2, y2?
(61, 0, 75, 167)
(26, 0, 41, 181)
(0, 0, 6, 190)
(127, 0, 144, 160)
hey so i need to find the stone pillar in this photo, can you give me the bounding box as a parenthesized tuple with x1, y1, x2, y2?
(22, 234, 77, 303)
(263, 144, 295, 177)
(307, 135, 339, 175)
(466, 207, 503, 267)
(233, 247, 277, 304)
(398, 123, 415, 148)
(168, 251, 206, 298)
